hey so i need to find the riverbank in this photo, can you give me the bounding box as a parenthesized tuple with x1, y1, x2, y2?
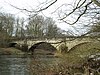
(0, 47, 55, 56)
(0, 47, 24, 55)
(0, 46, 100, 75)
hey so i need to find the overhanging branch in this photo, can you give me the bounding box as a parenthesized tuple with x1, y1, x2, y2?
(59, 1, 92, 25)
(9, 0, 57, 13)
(37, 0, 57, 12)
(92, 0, 100, 7)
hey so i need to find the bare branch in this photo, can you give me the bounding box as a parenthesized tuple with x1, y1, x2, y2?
(9, 4, 35, 13)
(7, 0, 99, 26)
(59, 1, 92, 25)
(37, 0, 57, 12)
(9, 0, 57, 13)
(92, 0, 100, 6)
(59, 0, 87, 20)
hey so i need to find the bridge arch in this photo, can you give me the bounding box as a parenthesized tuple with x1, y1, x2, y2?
(69, 42, 90, 51)
(68, 42, 100, 56)
(29, 42, 57, 54)
(8, 42, 18, 47)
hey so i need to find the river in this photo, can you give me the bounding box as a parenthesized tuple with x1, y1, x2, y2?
(0, 55, 60, 75)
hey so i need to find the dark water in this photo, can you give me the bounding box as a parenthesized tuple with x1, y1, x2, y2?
(0, 55, 60, 75)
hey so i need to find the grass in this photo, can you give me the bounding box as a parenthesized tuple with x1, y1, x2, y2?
(68, 42, 100, 57)
(55, 41, 100, 67)
(0, 47, 24, 55)
(0, 41, 100, 75)
(27, 42, 100, 75)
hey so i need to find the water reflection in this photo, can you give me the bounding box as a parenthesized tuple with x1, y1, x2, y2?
(0, 55, 30, 75)
(0, 55, 60, 75)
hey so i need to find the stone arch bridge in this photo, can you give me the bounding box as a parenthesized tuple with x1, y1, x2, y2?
(11, 37, 99, 51)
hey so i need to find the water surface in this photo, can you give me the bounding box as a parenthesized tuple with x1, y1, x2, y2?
(0, 55, 60, 75)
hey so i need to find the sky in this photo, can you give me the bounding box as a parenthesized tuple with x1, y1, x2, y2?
(0, 0, 82, 35)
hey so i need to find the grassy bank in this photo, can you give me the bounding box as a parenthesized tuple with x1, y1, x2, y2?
(0, 41, 100, 75)
(0, 47, 24, 55)
(28, 42, 100, 75)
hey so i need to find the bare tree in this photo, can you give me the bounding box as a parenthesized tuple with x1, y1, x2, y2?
(9, 0, 100, 25)
(26, 15, 45, 38)
(26, 15, 64, 38)
(15, 17, 25, 38)
(8, 0, 100, 36)
(44, 17, 59, 38)
(0, 12, 15, 37)
(0, 12, 15, 47)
